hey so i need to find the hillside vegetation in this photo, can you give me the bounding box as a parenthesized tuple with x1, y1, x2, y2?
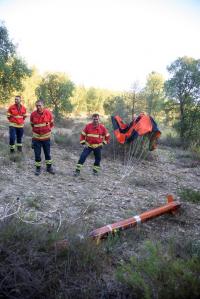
(0, 110, 200, 298)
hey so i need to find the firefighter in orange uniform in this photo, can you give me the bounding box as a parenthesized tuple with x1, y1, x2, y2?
(74, 113, 110, 176)
(30, 100, 55, 176)
(7, 95, 27, 153)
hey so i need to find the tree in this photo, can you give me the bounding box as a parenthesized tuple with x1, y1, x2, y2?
(103, 96, 128, 119)
(144, 71, 165, 117)
(123, 81, 142, 120)
(36, 72, 75, 120)
(21, 67, 42, 110)
(86, 87, 101, 114)
(0, 21, 31, 103)
(165, 56, 200, 141)
(71, 85, 87, 114)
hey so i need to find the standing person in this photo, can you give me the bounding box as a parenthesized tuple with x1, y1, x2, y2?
(7, 95, 27, 153)
(74, 113, 110, 176)
(30, 100, 55, 176)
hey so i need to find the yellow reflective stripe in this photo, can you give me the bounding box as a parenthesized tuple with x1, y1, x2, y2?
(33, 122, 50, 127)
(76, 163, 83, 169)
(81, 131, 86, 136)
(93, 165, 100, 171)
(86, 134, 101, 137)
(33, 132, 51, 139)
(16, 143, 22, 147)
(46, 160, 53, 165)
(86, 142, 103, 148)
(103, 140, 107, 144)
(10, 145, 15, 149)
(9, 123, 24, 128)
(35, 161, 41, 167)
(80, 140, 85, 144)
(12, 115, 24, 119)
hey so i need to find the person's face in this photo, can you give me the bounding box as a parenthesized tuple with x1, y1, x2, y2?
(15, 97, 21, 105)
(36, 102, 44, 113)
(92, 116, 99, 126)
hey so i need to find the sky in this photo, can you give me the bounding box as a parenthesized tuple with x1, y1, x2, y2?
(1, 0, 200, 91)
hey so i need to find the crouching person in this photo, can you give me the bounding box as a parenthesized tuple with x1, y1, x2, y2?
(30, 100, 55, 176)
(74, 113, 110, 176)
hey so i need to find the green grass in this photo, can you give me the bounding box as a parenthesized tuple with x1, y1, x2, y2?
(116, 240, 200, 299)
(0, 218, 114, 299)
(1, 217, 200, 298)
(178, 188, 200, 203)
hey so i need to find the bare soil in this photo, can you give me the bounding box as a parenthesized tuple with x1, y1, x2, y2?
(0, 112, 200, 248)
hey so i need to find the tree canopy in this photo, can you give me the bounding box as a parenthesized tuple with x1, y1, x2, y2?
(144, 71, 165, 117)
(165, 56, 200, 143)
(0, 21, 31, 103)
(36, 72, 75, 120)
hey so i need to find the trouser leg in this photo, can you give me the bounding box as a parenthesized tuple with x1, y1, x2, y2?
(76, 147, 92, 172)
(42, 139, 52, 165)
(33, 140, 42, 167)
(9, 126, 16, 152)
(16, 128, 24, 152)
(42, 139, 55, 174)
(93, 147, 101, 173)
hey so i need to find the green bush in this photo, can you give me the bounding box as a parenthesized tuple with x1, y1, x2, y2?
(54, 132, 80, 148)
(116, 240, 200, 299)
(0, 218, 115, 299)
(178, 188, 200, 203)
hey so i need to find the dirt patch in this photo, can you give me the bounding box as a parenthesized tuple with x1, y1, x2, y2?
(0, 116, 200, 245)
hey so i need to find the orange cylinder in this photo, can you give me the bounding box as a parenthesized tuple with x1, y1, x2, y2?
(89, 196, 181, 239)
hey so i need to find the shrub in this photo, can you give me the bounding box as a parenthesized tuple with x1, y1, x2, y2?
(0, 218, 115, 299)
(116, 240, 200, 299)
(178, 188, 200, 203)
(54, 131, 80, 148)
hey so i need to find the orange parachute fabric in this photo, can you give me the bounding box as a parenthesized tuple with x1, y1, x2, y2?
(111, 113, 161, 150)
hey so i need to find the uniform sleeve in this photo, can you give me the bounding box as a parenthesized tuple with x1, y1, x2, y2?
(30, 113, 34, 127)
(103, 126, 110, 144)
(7, 106, 11, 119)
(23, 107, 27, 119)
(80, 125, 87, 144)
(49, 112, 54, 128)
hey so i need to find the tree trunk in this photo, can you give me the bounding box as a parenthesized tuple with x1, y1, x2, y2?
(54, 105, 60, 121)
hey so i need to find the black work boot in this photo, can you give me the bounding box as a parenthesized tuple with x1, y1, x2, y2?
(35, 167, 41, 176)
(17, 146, 22, 152)
(10, 148, 15, 153)
(93, 170, 98, 176)
(73, 169, 80, 177)
(46, 165, 55, 175)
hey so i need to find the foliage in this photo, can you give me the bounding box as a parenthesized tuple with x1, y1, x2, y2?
(71, 86, 115, 115)
(21, 67, 42, 110)
(0, 218, 112, 299)
(0, 22, 15, 62)
(165, 56, 200, 143)
(86, 87, 102, 114)
(0, 21, 31, 103)
(143, 71, 165, 117)
(54, 131, 80, 148)
(71, 85, 88, 114)
(103, 95, 128, 119)
(178, 188, 200, 203)
(116, 240, 200, 299)
(36, 72, 75, 120)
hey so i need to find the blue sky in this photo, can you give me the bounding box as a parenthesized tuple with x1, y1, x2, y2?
(1, 0, 200, 91)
